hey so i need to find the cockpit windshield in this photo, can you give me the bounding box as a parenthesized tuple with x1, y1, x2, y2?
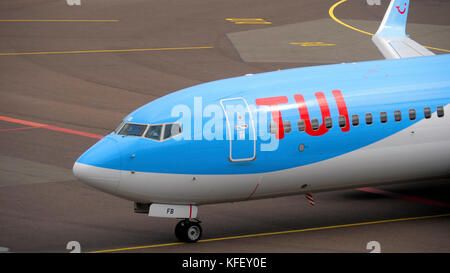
(118, 123, 147, 136)
(145, 125, 163, 140)
(114, 121, 182, 141)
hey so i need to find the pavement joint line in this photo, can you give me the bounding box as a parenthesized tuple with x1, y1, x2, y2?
(329, 0, 450, 53)
(88, 213, 450, 253)
(0, 46, 214, 56)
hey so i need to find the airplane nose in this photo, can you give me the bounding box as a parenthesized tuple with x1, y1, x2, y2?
(73, 136, 121, 194)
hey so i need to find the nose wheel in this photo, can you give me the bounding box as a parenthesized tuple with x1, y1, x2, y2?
(175, 219, 202, 243)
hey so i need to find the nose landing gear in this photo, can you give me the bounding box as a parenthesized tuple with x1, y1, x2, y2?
(175, 219, 202, 243)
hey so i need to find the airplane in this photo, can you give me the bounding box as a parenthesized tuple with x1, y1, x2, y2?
(73, 0, 450, 243)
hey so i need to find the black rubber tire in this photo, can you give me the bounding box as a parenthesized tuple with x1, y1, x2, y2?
(175, 220, 187, 242)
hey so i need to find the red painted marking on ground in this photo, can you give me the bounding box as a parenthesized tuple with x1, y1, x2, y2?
(0, 126, 39, 132)
(0, 115, 103, 139)
(42, 124, 103, 139)
(357, 187, 450, 208)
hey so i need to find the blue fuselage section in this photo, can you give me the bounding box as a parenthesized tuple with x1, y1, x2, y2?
(77, 54, 450, 175)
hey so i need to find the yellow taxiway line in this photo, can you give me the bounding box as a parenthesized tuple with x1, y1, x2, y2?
(0, 19, 119, 22)
(329, 0, 450, 53)
(226, 18, 272, 25)
(423, 46, 450, 53)
(89, 213, 450, 253)
(329, 0, 374, 36)
(0, 46, 214, 56)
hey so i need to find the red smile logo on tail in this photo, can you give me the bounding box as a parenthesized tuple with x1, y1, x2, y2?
(396, 2, 407, 14)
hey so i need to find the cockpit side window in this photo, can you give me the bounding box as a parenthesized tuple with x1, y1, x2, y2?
(163, 123, 182, 140)
(145, 125, 163, 141)
(114, 121, 125, 134)
(118, 123, 147, 136)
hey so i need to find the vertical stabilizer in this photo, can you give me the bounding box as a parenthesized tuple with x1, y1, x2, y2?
(374, 0, 409, 37)
(372, 0, 434, 59)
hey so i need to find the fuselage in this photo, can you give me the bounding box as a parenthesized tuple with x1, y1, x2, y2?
(73, 54, 450, 205)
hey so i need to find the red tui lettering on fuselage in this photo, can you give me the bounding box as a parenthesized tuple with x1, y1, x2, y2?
(255, 90, 350, 139)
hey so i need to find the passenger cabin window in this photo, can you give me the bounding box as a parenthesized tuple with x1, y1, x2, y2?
(338, 115, 346, 128)
(394, 110, 401, 122)
(424, 107, 431, 119)
(163, 123, 182, 140)
(437, 106, 444, 117)
(352, 114, 359, 126)
(311, 118, 319, 131)
(325, 117, 333, 129)
(269, 122, 278, 134)
(365, 113, 373, 125)
(145, 125, 163, 140)
(118, 123, 147, 136)
(297, 120, 305, 132)
(284, 121, 292, 133)
(380, 112, 388, 123)
(409, 109, 416, 120)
